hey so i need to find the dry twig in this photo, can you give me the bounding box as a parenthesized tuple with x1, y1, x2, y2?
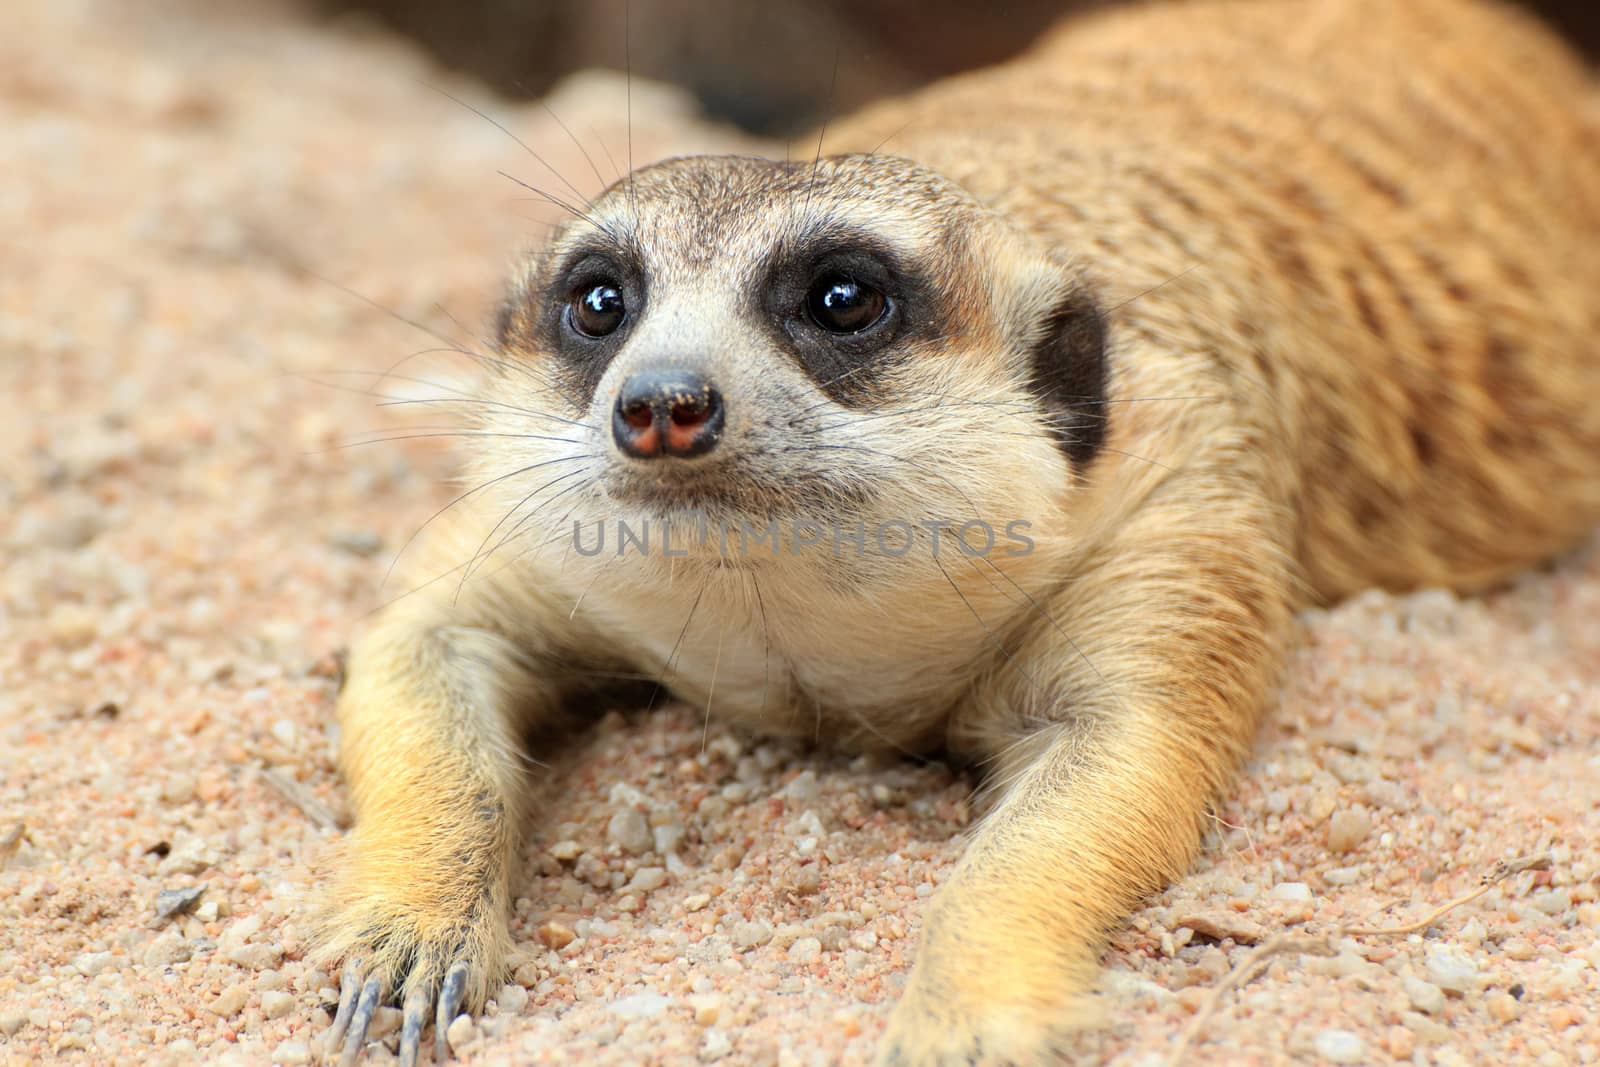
(259, 766, 345, 831)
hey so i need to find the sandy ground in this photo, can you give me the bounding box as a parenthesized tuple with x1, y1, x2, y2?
(2, 1, 1598, 1065)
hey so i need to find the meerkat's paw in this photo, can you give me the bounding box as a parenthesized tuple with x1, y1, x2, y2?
(874, 965, 1102, 1067)
(875, 1000, 1065, 1067)
(315, 890, 510, 1067)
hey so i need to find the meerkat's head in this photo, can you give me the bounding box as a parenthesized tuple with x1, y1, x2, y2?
(479, 153, 1107, 585)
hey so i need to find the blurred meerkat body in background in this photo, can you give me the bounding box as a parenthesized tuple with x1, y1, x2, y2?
(315, 2, 1600, 1063)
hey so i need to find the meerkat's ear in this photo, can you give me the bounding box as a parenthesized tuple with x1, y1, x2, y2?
(1014, 264, 1109, 469)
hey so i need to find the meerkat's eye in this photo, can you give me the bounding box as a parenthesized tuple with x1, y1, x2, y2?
(805, 273, 887, 334)
(568, 282, 626, 338)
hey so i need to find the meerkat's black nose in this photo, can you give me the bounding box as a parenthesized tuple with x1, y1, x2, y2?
(612, 369, 725, 459)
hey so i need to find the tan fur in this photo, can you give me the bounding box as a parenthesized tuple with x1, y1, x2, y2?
(316, 1, 1600, 1063)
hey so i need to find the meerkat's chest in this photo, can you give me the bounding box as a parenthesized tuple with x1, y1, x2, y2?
(555, 558, 1023, 749)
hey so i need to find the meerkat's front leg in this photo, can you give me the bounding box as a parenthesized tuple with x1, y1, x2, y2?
(316, 525, 592, 1067)
(878, 465, 1297, 1066)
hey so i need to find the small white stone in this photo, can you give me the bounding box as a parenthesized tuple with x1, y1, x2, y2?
(445, 1014, 479, 1054)
(732, 920, 773, 950)
(1533, 888, 1571, 916)
(1313, 1029, 1363, 1064)
(1424, 945, 1479, 994)
(627, 866, 668, 893)
(689, 993, 723, 1026)
(652, 823, 684, 855)
(1327, 808, 1372, 853)
(791, 809, 826, 837)
(210, 984, 249, 1016)
(780, 771, 821, 807)
(787, 937, 822, 963)
(73, 952, 115, 977)
(609, 992, 671, 1019)
(607, 808, 653, 855)
(270, 719, 297, 748)
(700, 1028, 733, 1061)
(1402, 975, 1445, 1015)
(273, 1039, 311, 1065)
(226, 942, 284, 970)
(368, 1006, 401, 1040)
(497, 984, 529, 1014)
(1270, 882, 1313, 902)
(260, 990, 295, 1020)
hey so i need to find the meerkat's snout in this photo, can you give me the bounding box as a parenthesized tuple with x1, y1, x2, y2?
(611, 368, 726, 460)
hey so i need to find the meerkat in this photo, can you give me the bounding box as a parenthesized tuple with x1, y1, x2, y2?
(314, 0, 1600, 1063)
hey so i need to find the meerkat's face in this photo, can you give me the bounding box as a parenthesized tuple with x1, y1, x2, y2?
(482, 154, 1107, 583)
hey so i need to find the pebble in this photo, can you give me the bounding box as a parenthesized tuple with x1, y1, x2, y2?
(369, 1006, 401, 1040)
(142, 930, 192, 966)
(609, 992, 671, 1019)
(684, 894, 711, 912)
(1502, 938, 1537, 961)
(155, 885, 205, 920)
(608, 808, 653, 855)
(1174, 912, 1265, 946)
(1532, 888, 1571, 916)
(1400, 1010, 1449, 1044)
(73, 952, 115, 976)
(1403, 975, 1445, 1015)
(160, 773, 198, 805)
(497, 983, 529, 1014)
(700, 1028, 733, 1061)
(1326, 808, 1372, 853)
(269, 718, 297, 748)
(537, 920, 576, 950)
(788, 865, 822, 894)
(0, 1012, 26, 1036)
(732, 920, 774, 950)
(273, 1039, 312, 1066)
(1485, 991, 1521, 1023)
(787, 937, 822, 963)
(1270, 882, 1312, 902)
(780, 771, 821, 807)
(1423, 945, 1479, 994)
(331, 530, 383, 557)
(446, 1014, 479, 1053)
(791, 809, 827, 838)
(652, 822, 685, 855)
(260, 990, 295, 1019)
(226, 941, 284, 970)
(628, 866, 668, 893)
(1313, 1029, 1363, 1064)
(689, 994, 723, 1025)
(209, 984, 249, 1016)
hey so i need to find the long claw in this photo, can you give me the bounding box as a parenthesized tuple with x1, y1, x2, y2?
(339, 975, 383, 1067)
(325, 958, 363, 1050)
(434, 960, 469, 1062)
(398, 983, 430, 1067)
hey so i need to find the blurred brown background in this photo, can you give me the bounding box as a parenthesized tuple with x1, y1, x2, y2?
(316, 0, 1600, 133)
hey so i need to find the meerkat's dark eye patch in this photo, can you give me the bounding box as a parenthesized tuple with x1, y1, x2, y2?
(531, 247, 646, 404)
(1028, 287, 1109, 470)
(760, 235, 942, 405)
